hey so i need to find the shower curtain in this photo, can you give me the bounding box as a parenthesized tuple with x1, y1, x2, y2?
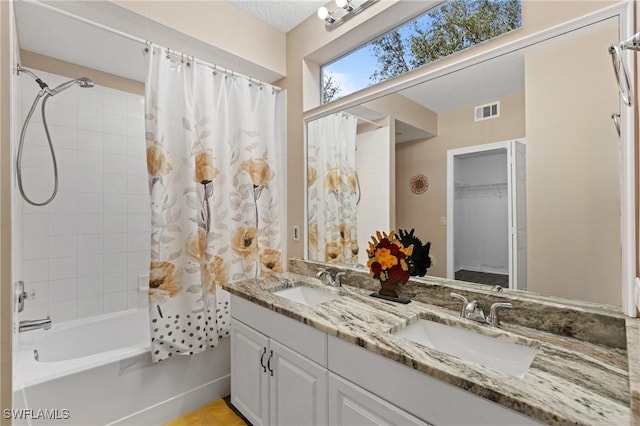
(144, 46, 284, 362)
(307, 113, 358, 264)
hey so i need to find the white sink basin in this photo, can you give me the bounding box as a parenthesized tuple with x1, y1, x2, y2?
(273, 285, 340, 306)
(395, 319, 539, 378)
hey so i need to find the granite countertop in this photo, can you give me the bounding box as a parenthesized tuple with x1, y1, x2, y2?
(223, 272, 630, 425)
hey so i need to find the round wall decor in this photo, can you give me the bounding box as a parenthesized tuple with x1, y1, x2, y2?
(410, 174, 429, 194)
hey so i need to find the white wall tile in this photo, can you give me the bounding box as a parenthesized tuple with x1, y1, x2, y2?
(104, 213, 127, 233)
(77, 275, 103, 299)
(77, 296, 104, 319)
(104, 233, 127, 253)
(20, 303, 49, 322)
(23, 235, 49, 260)
(127, 251, 149, 271)
(127, 214, 150, 233)
(128, 232, 150, 252)
(17, 70, 148, 321)
(104, 153, 127, 174)
(77, 172, 103, 193)
(49, 278, 77, 302)
(23, 281, 49, 306)
(77, 151, 103, 173)
(23, 214, 49, 236)
(49, 213, 77, 235)
(77, 255, 103, 277)
(77, 234, 103, 255)
(104, 174, 127, 194)
(77, 109, 103, 132)
(104, 113, 128, 135)
(77, 214, 103, 235)
(49, 257, 77, 280)
(104, 271, 127, 293)
(48, 125, 77, 150)
(23, 259, 49, 283)
(104, 292, 127, 313)
(77, 193, 104, 214)
(49, 300, 77, 323)
(104, 252, 127, 274)
(77, 129, 103, 152)
(104, 134, 127, 155)
(49, 235, 77, 258)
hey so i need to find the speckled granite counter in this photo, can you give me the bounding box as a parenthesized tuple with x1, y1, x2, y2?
(223, 272, 629, 425)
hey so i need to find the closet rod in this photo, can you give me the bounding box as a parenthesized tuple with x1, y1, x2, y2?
(341, 112, 384, 128)
(23, 0, 282, 92)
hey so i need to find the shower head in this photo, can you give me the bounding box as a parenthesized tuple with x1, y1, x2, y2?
(49, 77, 95, 96)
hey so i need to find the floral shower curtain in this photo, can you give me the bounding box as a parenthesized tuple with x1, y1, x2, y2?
(145, 46, 284, 362)
(307, 113, 358, 264)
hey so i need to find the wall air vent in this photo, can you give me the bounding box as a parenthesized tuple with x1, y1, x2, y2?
(474, 101, 500, 122)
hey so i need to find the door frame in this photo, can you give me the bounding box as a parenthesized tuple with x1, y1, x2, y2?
(446, 140, 520, 289)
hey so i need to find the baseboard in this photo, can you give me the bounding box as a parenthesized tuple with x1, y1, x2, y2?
(107, 374, 231, 426)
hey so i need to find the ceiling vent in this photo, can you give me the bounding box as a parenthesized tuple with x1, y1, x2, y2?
(474, 101, 500, 122)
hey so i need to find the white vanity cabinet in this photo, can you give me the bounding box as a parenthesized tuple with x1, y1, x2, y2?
(230, 296, 328, 426)
(328, 373, 430, 426)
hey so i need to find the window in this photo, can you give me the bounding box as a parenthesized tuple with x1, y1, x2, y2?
(321, 0, 522, 103)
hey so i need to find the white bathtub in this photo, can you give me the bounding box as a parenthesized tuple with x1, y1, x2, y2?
(13, 308, 230, 426)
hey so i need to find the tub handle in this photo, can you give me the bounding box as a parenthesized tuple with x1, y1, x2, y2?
(267, 350, 274, 376)
(259, 347, 267, 372)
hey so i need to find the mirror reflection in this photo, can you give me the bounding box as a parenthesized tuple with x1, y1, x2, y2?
(307, 17, 622, 306)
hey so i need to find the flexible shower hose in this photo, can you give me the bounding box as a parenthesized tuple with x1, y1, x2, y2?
(16, 91, 59, 206)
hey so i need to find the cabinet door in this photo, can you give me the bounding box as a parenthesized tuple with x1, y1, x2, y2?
(329, 373, 430, 426)
(231, 319, 270, 426)
(269, 339, 328, 426)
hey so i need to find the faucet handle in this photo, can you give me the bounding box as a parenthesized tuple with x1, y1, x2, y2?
(450, 292, 469, 317)
(334, 272, 346, 286)
(488, 302, 512, 327)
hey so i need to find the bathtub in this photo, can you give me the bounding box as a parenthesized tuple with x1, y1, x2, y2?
(13, 308, 230, 426)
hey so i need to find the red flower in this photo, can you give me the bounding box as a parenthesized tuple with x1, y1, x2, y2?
(379, 238, 391, 249)
(388, 264, 409, 284)
(370, 261, 382, 275)
(389, 244, 399, 256)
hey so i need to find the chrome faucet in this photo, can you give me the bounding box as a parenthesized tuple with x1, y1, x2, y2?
(316, 269, 346, 287)
(450, 293, 512, 327)
(19, 316, 52, 332)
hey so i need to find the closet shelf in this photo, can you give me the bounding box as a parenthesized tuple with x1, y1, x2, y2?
(454, 182, 508, 199)
(454, 182, 508, 191)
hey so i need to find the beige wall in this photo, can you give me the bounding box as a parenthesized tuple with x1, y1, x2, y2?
(112, 1, 286, 79)
(0, 0, 11, 419)
(395, 92, 526, 278)
(525, 25, 620, 305)
(20, 50, 144, 96)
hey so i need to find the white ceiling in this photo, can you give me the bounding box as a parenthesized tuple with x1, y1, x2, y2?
(228, 0, 326, 33)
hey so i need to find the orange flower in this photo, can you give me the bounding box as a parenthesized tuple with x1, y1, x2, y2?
(187, 228, 206, 262)
(308, 222, 318, 251)
(259, 249, 283, 275)
(202, 256, 228, 293)
(195, 151, 218, 184)
(325, 242, 342, 263)
(339, 223, 351, 241)
(232, 226, 258, 259)
(146, 146, 172, 177)
(325, 168, 342, 192)
(242, 158, 271, 186)
(347, 172, 357, 192)
(149, 261, 181, 300)
(375, 247, 398, 270)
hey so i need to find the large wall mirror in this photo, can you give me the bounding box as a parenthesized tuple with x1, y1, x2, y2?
(306, 13, 630, 308)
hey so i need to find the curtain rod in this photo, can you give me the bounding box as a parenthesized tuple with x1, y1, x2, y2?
(341, 111, 384, 128)
(24, 0, 282, 92)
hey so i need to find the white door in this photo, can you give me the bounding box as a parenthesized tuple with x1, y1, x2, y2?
(511, 140, 527, 290)
(269, 339, 328, 426)
(328, 373, 429, 426)
(231, 319, 270, 426)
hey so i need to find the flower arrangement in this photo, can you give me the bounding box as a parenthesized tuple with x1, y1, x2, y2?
(367, 229, 432, 286)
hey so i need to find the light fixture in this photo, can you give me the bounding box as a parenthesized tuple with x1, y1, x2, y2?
(317, 0, 378, 31)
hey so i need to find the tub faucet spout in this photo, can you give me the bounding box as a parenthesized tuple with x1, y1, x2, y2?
(19, 316, 51, 332)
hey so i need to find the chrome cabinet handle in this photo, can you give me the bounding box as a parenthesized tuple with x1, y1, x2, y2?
(267, 350, 274, 376)
(259, 347, 267, 372)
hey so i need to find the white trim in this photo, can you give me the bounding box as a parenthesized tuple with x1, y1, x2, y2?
(446, 141, 512, 286)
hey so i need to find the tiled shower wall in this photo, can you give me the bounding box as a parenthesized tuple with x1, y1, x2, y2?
(17, 69, 150, 323)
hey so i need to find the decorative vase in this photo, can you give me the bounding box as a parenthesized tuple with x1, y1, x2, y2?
(378, 279, 399, 298)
